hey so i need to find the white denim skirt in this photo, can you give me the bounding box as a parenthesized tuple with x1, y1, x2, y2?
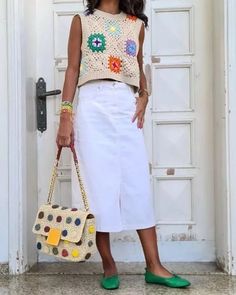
(71, 80, 156, 232)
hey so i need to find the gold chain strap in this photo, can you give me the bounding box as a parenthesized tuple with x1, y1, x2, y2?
(47, 144, 90, 211)
(74, 158, 90, 211)
(47, 158, 59, 205)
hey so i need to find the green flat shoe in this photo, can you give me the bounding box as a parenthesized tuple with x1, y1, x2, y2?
(145, 268, 191, 288)
(100, 274, 120, 290)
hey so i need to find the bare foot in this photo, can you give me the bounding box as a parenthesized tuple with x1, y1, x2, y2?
(146, 264, 174, 278)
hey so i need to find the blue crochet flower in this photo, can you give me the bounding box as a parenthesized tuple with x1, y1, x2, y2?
(125, 39, 137, 57)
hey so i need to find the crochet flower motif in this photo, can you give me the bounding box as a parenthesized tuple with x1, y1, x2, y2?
(108, 56, 122, 73)
(105, 20, 121, 37)
(126, 15, 137, 21)
(125, 39, 137, 57)
(87, 33, 106, 52)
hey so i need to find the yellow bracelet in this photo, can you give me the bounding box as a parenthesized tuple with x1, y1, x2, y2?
(61, 108, 73, 112)
(61, 100, 73, 108)
(61, 105, 73, 109)
(60, 106, 73, 112)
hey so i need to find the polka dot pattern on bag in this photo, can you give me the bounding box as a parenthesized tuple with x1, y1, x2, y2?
(33, 204, 96, 261)
(62, 249, 69, 257)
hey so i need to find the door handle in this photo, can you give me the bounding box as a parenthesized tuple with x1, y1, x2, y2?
(36, 77, 61, 133)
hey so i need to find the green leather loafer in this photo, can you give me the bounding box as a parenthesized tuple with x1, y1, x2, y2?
(145, 268, 191, 288)
(100, 274, 120, 290)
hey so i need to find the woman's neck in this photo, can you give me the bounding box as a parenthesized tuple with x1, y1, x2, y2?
(97, 0, 120, 15)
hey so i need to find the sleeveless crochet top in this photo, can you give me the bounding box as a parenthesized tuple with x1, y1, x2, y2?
(77, 9, 143, 92)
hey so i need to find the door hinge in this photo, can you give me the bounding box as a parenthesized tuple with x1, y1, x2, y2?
(149, 162, 152, 174)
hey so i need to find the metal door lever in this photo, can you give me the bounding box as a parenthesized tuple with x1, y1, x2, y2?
(36, 77, 61, 133)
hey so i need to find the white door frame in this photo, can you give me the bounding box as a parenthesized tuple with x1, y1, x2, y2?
(6, 0, 236, 274)
(7, 0, 28, 274)
(225, 0, 236, 275)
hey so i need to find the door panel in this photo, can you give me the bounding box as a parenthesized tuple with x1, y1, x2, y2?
(152, 64, 194, 112)
(152, 7, 194, 56)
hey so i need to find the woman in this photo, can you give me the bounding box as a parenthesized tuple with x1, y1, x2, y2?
(56, 0, 191, 290)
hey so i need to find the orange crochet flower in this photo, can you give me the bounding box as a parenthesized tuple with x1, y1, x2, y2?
(126, 15, 137, 21)
(108, 56, 122, 73)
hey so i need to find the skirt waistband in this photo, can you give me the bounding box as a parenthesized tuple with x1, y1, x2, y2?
(78, 79, 134, 92)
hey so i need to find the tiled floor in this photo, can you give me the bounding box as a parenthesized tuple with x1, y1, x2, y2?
(1, 262, 236, 295)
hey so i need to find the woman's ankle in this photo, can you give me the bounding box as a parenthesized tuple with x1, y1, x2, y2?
(102, 259, 118, 276)
(146, 262, 173, 277)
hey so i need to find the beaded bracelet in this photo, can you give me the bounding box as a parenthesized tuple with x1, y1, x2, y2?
(60, 100, 73, 113)
(60, 100, 73, 114)
(61, 105, 73, 112)
(61, 100, 73, 108)
(60, 108, 73, 114)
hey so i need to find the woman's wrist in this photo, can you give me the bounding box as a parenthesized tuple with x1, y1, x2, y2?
(60, 100, 73, 113)
(138, 88, 149, 97)
(138, 92, 149, 101)
(60, 111, 74, 123)
(60, 99, 74, 122)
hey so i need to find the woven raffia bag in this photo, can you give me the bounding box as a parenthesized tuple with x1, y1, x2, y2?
(32, 144, 97, 261)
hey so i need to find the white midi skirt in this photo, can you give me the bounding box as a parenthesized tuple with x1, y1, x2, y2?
(71, 80, 156, 232)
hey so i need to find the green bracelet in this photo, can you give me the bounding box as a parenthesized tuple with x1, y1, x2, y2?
(61, 100, 73, 108)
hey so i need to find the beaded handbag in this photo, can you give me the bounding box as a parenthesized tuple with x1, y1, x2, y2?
(32, 144, 97, 261)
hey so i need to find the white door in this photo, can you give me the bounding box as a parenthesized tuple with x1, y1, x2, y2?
(144, 0, 215, 261)
(36, 0, 214, 262)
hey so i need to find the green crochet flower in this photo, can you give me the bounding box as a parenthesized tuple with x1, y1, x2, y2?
(87, 33, 106, 53)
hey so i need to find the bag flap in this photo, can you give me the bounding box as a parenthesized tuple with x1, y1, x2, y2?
(32, 204, 94, 243)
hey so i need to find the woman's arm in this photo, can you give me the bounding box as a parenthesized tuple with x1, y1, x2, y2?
(131, 22, 149, 129)
(56, 14, 82, 147)
(137, 23, 148, 94)
(61, 14, 82, 103)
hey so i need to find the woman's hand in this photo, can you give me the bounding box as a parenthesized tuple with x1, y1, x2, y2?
(131, 93, 149, 129)
(56, 113, 74, 148)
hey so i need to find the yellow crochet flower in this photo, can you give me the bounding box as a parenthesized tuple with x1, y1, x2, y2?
(105, 20, 121, 37)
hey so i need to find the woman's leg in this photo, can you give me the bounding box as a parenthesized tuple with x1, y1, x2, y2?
(96, 231, 118, 277)
(137, 226, 173, 277)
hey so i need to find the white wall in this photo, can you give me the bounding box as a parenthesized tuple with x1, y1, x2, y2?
(0, 0, 9, 264)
